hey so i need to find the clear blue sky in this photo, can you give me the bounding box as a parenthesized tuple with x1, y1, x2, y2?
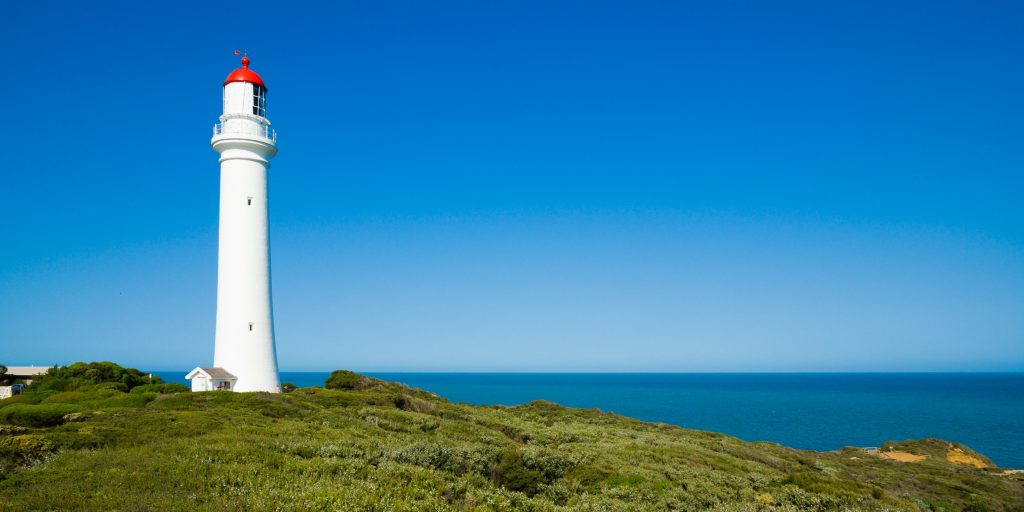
(1, 1, 1021, 371)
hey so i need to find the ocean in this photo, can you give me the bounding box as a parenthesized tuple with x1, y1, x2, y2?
(155, 371, 1024, 468)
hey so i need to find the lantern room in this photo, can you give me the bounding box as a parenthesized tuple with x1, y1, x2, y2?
(222, 55, 267, 118)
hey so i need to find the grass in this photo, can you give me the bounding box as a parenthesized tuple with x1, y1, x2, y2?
(0, 368, 1021, 511)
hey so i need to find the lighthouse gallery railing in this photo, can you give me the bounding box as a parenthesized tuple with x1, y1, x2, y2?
(213, 122, 277, 142)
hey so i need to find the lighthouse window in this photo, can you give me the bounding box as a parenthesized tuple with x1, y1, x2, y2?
(248, 322, 254, 331)
(253, 87, 266, 117)
(247, 197, 252, 205)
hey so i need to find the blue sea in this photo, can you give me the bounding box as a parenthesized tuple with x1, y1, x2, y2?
(155, 371, 1024, 468)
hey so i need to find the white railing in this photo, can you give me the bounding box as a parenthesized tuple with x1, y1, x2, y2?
(213, 122, 277, 142)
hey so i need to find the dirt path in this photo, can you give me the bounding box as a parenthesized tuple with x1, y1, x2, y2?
(869, 449, 928, 463)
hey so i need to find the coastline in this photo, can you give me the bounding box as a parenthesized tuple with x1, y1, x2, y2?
(148, 371, 1024, 468)
(3, 369, 1022, 510)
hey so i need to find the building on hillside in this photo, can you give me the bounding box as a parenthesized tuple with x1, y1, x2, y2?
(188, 53, 282, 393)
(0, 384, 25, 400)
(186, 367, 238, 392)
(4, 365, 54, 385)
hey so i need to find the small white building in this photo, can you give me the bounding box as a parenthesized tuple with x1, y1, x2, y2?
(0, 384, 25, 400)
(186, 367, 238, 392)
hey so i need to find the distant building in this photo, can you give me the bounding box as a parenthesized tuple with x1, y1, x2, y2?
(186, 367, 238, 392)
(4, 365, 53, 385)
(0, 384, 25, 400)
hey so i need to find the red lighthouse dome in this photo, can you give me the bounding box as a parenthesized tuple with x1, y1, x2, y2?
(223, 56, 266, 89)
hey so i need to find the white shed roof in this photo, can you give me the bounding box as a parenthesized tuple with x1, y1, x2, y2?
(186, 367, 237, 380)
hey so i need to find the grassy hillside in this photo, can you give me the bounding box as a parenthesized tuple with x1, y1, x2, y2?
(1, 365, 1021, 511)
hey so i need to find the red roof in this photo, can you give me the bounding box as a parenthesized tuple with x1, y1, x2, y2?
(223, 56, 266, 89)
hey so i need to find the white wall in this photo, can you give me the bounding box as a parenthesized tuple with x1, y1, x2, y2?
(223, 82, 255, 117)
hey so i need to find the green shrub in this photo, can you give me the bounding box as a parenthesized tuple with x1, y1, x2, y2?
(38, 392, 84, 404)
(0, 434, 54, 459)
(41, 390, 121, 404)
(0, 395, 37, 409)
(91, 382, 129, 392)
(95, 392, 157, 408)
(385, 442, 497, 475)
(0, 404, 83, 427)
(520, 449, 586, 480)
(567, 463, 614, 487)
(325, 370, 365, 390)
(394, 394, 437, 413)
(0, 390, 59, 409)
(0, 425, 29, 436)
(491, 449, 545, 496)
(130, 383, 189, 394)
(30, 362, 159, 392)
(605, 473, 646, 487)
(782, 471, 873, 499)
(146, 392, 199, 410)
(281, 382, 297, 393)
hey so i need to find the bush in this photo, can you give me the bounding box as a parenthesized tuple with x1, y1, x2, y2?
(30, 362, 160, 392)
(0, 434, 54, 459)
(567, 463, 613, 487)
(0, 395, 37, 409)
(92, 382, 129, 392)
(394, 395, 437, 413)
(0, 425, 29, 436)
(96, 392, 158, 409)
(281, 382, 297, 393)
(0, 404, 83, 427)
(0, 390, 58, 409)
(41, 390, 119, 404)
(325, 370, 365, 390)
(491, 450, 545, 496)
(130, 383, 189, 394)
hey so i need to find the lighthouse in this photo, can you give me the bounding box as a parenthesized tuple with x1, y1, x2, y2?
(188, 55, 281, 393)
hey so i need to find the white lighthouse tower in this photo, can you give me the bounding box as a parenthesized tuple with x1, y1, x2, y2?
(190, 55, 281, 393)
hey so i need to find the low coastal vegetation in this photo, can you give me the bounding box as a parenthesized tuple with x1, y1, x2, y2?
(1, 363, 1021, 511)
